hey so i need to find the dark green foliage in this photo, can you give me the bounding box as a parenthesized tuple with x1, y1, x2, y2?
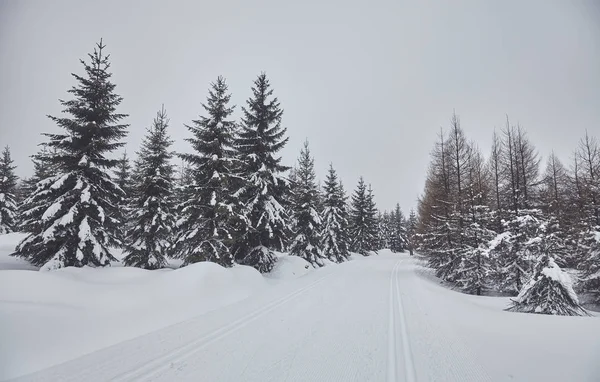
(122, 107, 175, 269)
(289, 141, 323, 266)
(321, 164, 350, 262)
(349, 177, 378, 255)
(0, 146, 18, 233)
(13, 40, 128, 270)
(507, 255, 587, 316)
(174, 76, 239, 267)
(233, 73, 290, 272)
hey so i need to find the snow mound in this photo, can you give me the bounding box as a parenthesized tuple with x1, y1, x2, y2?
(266, 255, 313, 280)
(348, 252, 366, 261)
(0, 262, 267, 380)
(0, 232, 36, 271)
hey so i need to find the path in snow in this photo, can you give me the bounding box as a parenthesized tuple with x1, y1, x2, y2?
(8, 254, 496, 382)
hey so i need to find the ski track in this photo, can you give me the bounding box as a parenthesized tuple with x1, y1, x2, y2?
(7, 255, 495, 382)
(112, 274, 331, 382)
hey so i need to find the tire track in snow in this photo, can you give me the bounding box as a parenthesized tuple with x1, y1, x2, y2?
(110, 273, 332, 382)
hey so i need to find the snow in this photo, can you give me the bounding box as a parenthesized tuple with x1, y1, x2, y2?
(265, 255, 313, 280)
(0, 233, 36, 271)
(41, 201, 62, 221)
(0, 244, 599, 382)
(540, 257, 580, 303)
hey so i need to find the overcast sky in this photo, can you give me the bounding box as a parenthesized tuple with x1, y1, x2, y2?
(1, 0, 599, 212)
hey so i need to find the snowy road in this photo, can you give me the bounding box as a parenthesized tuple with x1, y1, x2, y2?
(7, 254, 600, 382)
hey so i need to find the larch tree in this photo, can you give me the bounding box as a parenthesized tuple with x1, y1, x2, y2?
(122, 106, 175, 269)
(320, 164, 349, 262)
(174, 76, 239, 267)
(0, 146, 19, 233)
(13, 40, 128, 270)
(289, 141, 324, 266)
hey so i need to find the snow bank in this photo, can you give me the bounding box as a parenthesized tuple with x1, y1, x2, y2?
(0, 262, 267, 380)
(0, 232, 36, 271)
(266, 255, 313, 280)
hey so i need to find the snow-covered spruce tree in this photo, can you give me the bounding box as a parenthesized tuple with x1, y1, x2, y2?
(506, 254, 587, 316)
(578, 227, 600, 303)
(349, 177, 378, 255)
(12, 40, 128, 270)
(173, 160, 194, 207)
(0, 146, 19, 233)
(289, 141, 324, 266)
(390, 203, 407, 253)
(122, 107, 175, 269)
(320, 164, 350, 263)
(16, 145, 57, 235)
(174, 76, 239, 267)
(20, 146, 56, 198)
(114, 151, 133, 237)
(489, 208, 546, 294)
(115, 151, 132, 195)
(406, 209, 418, 255)
(233, 73, 290, 272)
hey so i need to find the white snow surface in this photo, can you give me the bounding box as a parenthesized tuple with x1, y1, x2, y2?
(0, 237, 599, 381)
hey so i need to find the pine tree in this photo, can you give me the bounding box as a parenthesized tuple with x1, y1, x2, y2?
(507, 254, 587, 316)
(233, 73, 290, 272)
(122, 106, 175, 269)
(289, 141, 323, 266)
(320, 164, 350, 263)
(0, 146, 18, 233)
(174, 76, 239, 267)
(12, 40, 128, 270)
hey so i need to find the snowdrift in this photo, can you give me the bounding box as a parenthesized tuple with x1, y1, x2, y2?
(0, 232, 35, 271)
(0, 261, 267, 380)
(0, 235, 333, 380)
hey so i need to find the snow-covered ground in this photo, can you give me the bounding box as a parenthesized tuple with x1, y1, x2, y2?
(1, 234, 599, 381)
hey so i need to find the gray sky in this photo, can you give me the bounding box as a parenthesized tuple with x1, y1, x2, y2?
(1, 0, 599, 212)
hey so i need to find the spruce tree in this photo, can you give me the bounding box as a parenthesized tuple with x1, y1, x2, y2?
(365, 184, 380, 252)
(122, 107, 175, 269)
(390, 203, 407, 253)
(234, 73, 290, 272)
(321, 164, 350, 262)
(507, 254, 587, 316)
(114, 151, 133, 236)
(289, 141, 323, 266)
(349, 177, 377, 255)
(578, 227, 600, 303)
(17, 146, 57, 237)
(115, 151, 132, 195)
(12, 40, 128, 270)
(174, 76, 239, 267)
(0, 146, 18, 233)
(406, 209, 418, 255)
